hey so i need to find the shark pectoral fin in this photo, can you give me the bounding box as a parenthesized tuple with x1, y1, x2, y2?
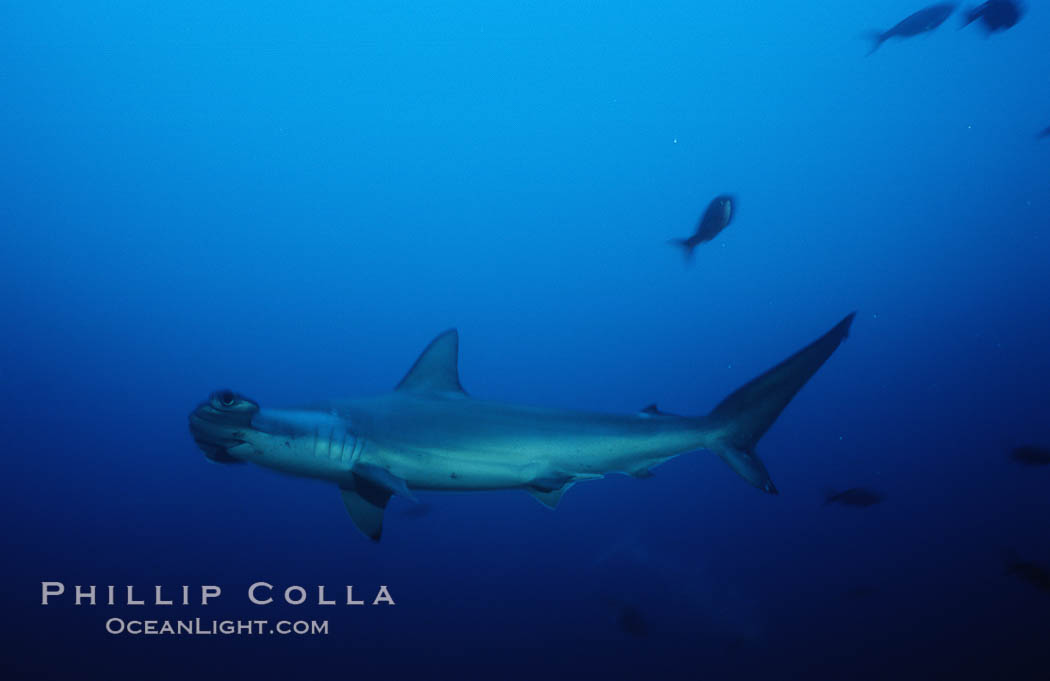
(527, 484, 573, 509)
(340, 482, 392, 542)
(354, 463, 417, 502)
(396, 329, 468, 395)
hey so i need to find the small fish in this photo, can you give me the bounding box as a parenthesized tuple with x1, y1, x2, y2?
(669, 194, 735, 259)
(1006, 552, 1050, 592)
(1010, 445, 1050, 466)
(824, 487, 884, 507)
(961, 1, 1024, 33)
(866, 4, 956, 55)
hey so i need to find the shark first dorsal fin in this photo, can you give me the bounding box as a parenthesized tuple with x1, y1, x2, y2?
(395, 329, 467, 395)
(639, 404, 676, 418)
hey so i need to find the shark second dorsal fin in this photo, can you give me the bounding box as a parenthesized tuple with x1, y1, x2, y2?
(395, 329, 467, 395)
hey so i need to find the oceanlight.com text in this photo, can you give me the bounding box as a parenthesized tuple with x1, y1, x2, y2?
(104, 618, 329, 636)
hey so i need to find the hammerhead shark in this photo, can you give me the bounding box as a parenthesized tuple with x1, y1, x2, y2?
(189, 313, 855, 540)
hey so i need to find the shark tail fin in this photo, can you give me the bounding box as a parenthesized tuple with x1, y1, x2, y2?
(701, 313, 856, 494)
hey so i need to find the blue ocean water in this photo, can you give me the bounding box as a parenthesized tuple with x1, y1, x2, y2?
(2, 1, 1048, 678)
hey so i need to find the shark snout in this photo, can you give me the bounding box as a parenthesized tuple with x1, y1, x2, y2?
(188, 390, 260, 463)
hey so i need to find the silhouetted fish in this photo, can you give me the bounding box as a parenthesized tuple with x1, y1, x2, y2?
(616, 603, 649, 637)
(824, 487, 884, 507)
(867, 4, 956, 54)
(1010, 445, 1050, 466)
(669, 194, 735, 259)
(961, 1, 1024, 33)
(1006, 552, 1050, 592)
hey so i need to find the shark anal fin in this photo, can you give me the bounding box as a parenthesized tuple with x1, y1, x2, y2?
(340, 479, 392, 541)
(396, 329, 467, 395)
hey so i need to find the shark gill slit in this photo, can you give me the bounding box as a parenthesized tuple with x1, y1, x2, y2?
(347, 434, 363, 467)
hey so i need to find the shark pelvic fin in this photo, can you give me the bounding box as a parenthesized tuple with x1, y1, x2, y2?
(527, 483, 574, 509)
(340, 479, 392, 542)
(354, 463, 417, 502)
(396, 329, 467, 395)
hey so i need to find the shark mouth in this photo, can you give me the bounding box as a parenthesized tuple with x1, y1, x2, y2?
(188, 390, 259, 464)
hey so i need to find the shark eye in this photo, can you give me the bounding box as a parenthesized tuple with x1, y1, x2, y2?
(217, 390, 237, 407)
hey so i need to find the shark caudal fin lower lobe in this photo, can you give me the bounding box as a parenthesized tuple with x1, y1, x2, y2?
(701, 312, 856, 494)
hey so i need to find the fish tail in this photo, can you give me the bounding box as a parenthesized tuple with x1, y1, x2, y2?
(698, 313, 856, 494)
(667, 238, 696, 261)
(864, 31, 885, 55)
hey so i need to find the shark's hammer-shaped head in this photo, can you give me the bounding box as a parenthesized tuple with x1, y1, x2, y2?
(188, 389, 260, 464)
(190, 389, 364, 483)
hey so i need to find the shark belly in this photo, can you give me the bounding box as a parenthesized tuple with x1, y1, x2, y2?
(373, 446, 540, 491)
(344, 394, 710, 492)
